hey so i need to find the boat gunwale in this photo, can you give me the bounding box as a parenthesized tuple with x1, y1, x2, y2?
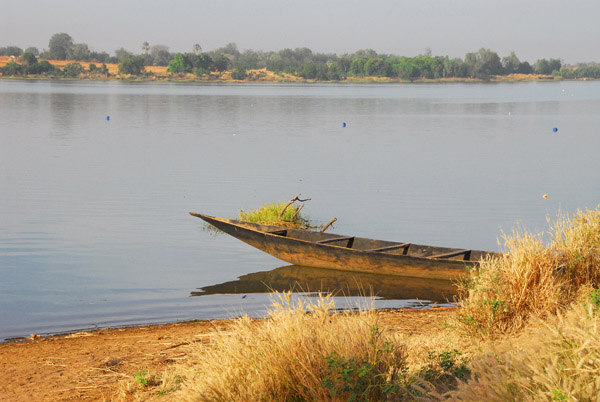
(190, 213, 492, 262)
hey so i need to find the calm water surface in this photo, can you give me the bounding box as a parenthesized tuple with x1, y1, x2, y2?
(1, 80, 599, 340)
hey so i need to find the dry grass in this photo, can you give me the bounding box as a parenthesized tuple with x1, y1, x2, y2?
(113, 295, 480, 401)
(166, 293, 407, 401)
(453, 206, 600, 338)
(446, 301, 600, 401)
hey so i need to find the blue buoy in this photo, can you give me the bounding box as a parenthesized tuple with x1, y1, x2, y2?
(106, 116, 110, 121)
(342, 122, 347, 128)
(553, 127, 558, 132)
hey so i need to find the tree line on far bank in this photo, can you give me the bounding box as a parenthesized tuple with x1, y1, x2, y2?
(2, 33, 600, 80)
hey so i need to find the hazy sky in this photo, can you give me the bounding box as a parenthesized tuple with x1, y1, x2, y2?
(3, 0, 598, 64)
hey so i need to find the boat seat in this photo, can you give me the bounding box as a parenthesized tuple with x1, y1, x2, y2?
(316, 236, 355, 248)
(268, 229, 287, 236)
(366, 243, 411, 253)
(429, 249, 472, 260)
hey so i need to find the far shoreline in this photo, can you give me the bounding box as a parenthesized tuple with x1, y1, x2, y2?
(1, 56, 592, 84)
(0, 72, 575, 84)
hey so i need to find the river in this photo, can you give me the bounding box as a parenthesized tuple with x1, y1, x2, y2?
(1, 79, 599, 340)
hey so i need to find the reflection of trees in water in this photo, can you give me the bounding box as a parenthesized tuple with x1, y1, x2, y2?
(192, 265, 457, 304)
(49, 93, 75, 140)
(48, 90, 111, 142)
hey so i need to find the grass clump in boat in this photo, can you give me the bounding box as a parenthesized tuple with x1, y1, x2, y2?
(238, 200, 310, 229)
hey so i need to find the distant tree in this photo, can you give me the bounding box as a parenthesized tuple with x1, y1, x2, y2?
(517, 61, 533, 74)
(101, 63, 110, 76)
(0, 46, 23, 57)
(560, 62, 600, 79)
(349, 56, 368, 76)
(535, 59, 550, 74)
(89, 51, 110, 63)
(189, 53, 213, 72)
(315, 63, 329, 80)
(69, 43, 91, 61)
(22, 51, 38, 66)
(365, 57, 386, 76)
(150, 45, 172, 66)
(502, 51, 521, 74)
(48, 33, 74, 60)
(327, 62, 343, 80)
(354, 49, 378, 58)
(21, 52, 55, 75)
(237, 49, 260, 70)
(213, 43, 240, 58)
(24, 47, 39, 56)
(1, 62, 23, 75)
(142, 42, 150, 55)
(301, 62, 317, 79)
(413, 56, 444, 78)
(118, 54, 145, 75)
(336, 57, 351, 74)
(193, 43, 202, 55)
(465, 48, 503, 78)
(451, 57, 469, 77)
(294, 47, 313, 62)
(63, 62, 84, 77)
(185, 53, 212, 73)
(393, 57, 419, 80)
(35, 60, 56, 74)
(549, 59, 561, 74)
(114, 48, 131, 61)
(213, 54, 230, 71)
(167, 53, 190, 74)
(535, 58, 561, 75)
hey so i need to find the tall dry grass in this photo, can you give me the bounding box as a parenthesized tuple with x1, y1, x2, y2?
(446, 301, 600, 401)
(169, 293, 406, 401)
(454, 206, 600, 337)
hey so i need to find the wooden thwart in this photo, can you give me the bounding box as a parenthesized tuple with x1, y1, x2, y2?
(429, 249, 471, 259)
(316, 236, 355, 248)
(366, 243, 411, 253)
(269, 229, 288, 236)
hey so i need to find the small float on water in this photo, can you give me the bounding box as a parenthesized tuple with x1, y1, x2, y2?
(190, 213, 499, 280)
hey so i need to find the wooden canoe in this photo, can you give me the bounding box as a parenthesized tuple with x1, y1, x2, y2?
(190, 213, 499, 280)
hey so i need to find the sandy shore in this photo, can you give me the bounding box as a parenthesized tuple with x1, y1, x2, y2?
(0, 307, 455, 401)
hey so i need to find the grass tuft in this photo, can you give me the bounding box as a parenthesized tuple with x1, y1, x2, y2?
(169, 293, 408, 401)
(447, 302, 600, 401)
(453, 206, 600, 338)
(238, 201, 310, 228)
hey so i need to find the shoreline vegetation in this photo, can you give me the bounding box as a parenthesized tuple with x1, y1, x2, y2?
(3, 206, 600, 401)
(0, 56, 576, 83)
(4, 33, 599, 82)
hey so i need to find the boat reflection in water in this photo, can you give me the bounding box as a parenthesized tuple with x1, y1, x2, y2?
(192, 265, 458, 306)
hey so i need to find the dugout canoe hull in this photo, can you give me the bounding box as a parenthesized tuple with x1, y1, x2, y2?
(190, 213, 499, 280)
